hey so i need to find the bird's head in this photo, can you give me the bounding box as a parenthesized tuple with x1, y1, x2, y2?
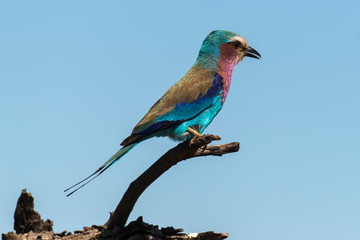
(197, 30, 261, 69)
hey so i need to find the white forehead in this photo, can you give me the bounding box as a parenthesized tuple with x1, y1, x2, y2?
(229, 36, 247, 46)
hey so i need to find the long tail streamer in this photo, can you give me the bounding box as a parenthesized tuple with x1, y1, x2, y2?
(64, 143, 137, 197)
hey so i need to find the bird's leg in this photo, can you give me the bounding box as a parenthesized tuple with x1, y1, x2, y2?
(187, 127, 205, 147)
(187, 127, 221, 147)
(187, 127, 203, 137)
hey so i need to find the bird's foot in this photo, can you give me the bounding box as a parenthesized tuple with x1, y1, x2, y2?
(187, 127, 221, 147)
(206, 134, 221, 141)
(189, 134, 221, 148)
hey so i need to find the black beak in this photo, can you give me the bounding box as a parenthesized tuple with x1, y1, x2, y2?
(243, 46, 261, 59)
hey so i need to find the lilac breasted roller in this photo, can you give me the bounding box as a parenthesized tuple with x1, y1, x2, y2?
(65, 30, 261, 196)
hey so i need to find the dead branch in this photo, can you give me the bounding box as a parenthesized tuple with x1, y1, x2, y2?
(102, 135, 239, 237)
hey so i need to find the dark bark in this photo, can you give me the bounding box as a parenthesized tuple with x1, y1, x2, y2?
(4, 216, 228, 240)
(103, 135, 239, 236)
(13, 189, 53, 234)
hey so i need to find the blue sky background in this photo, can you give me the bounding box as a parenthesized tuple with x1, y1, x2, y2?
(1, 1, 359, 239)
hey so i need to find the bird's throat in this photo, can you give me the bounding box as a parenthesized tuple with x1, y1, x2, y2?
(216, 44, 241, 103)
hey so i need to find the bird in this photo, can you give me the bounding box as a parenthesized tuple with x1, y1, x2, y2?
(65, 30, 261, 196)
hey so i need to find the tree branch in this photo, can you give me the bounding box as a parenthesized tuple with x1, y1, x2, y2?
(102, 135, 239, 237)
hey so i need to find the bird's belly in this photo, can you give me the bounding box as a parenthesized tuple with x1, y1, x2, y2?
(169, 97, 223, 141)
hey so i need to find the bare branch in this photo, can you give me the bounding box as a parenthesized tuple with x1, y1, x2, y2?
(102, 135, 239, 237)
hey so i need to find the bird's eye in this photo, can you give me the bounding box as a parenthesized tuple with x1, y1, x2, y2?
(228, 41, 242, 49)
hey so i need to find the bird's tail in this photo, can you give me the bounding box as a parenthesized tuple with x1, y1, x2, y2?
(64, 143, 137, 197)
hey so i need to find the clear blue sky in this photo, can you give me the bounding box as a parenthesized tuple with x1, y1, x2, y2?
(1, 1, 359, 239)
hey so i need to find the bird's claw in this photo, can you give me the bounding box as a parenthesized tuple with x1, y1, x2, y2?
(189, 135, 201, 147)
(207, 134, 221, 141)
(189, 134, 221, 148)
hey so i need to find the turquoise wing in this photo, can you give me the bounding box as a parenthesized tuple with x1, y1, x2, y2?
(121, 71, 223, 146)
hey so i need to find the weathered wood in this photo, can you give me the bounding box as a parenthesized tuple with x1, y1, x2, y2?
(103, 135, 239, 236)
(102, 216, 228, 240)
(13, 189, 53, 234)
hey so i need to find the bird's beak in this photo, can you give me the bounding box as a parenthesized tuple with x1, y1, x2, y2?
(243, 46, 261, 59)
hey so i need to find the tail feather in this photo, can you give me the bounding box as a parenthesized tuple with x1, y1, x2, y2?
(64, 143, 137, 197)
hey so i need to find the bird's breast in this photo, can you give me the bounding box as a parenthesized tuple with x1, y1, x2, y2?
(218, 71, 233, 103)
